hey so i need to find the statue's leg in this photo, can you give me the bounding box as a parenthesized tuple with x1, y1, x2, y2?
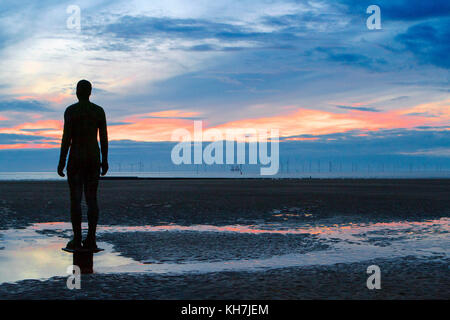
(84, 166, 99, 244)
(68, 170, 83, 245)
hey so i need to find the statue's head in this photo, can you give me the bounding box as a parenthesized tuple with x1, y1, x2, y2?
(76, 80, 92, 101)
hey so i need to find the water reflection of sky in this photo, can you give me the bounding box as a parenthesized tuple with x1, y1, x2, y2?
(0, 227, 135, 284)
(0, 218, 448, 284)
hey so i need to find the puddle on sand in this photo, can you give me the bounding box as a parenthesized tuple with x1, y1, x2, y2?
(28, 218, 450, 238)
(0, 227, 137, 284)
(0, 218, 448, 284)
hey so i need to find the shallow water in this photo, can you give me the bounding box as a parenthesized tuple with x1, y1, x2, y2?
(0, 218, 448, 284)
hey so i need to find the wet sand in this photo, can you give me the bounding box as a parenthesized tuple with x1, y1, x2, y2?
(1, 178, 449, 229)
(0, 179, 449, 299)
(1, 256, 448, 300)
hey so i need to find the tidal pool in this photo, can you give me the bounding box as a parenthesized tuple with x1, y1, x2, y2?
(0, 218, 448, 284)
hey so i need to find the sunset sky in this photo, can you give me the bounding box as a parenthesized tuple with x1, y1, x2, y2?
(0, 0, 448, 159)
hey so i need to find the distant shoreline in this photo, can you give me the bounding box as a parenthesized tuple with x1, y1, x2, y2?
(0, 171, 450, 181)
(100, 176, 450, 181)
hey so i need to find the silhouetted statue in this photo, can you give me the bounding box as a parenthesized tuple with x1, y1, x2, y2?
(58, 80, 108, 250)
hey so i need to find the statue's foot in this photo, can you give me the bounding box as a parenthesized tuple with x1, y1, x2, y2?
(82, 237, 98, 250)
(66, 239, 82, 250)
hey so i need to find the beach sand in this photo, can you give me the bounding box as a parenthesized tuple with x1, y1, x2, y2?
(0, 179, 448, 299)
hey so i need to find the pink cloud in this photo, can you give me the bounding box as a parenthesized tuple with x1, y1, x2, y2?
(109, 117, 195, 142)
(1, 100, 449, 149)
(0, 120, 62, 137)
(146, 110, 201, 118)
(0, 143, 58, 150)
(210, 108, 426, 138)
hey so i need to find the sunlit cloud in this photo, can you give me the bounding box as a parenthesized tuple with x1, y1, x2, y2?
(211, 106, 432, 138)
(1, 99, 448, 149)
(0, 143, 58, 150)
(0, 120, 62, 140)
(108, 116, 194, 142)
(399, 99, 450, 123)
(145, 110, 202, 119)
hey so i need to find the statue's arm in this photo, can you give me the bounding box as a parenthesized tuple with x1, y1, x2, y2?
(99, 108, 108, 175)
(58, 109, 71, 175)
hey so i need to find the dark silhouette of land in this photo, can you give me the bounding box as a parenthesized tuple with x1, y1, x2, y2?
(57, 80, 108, 250)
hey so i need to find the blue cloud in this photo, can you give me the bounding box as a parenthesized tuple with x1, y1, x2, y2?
(404, 112, 439, 118)
(336, 105, 380, 112)
(280, 129, 450, 156)
(415, 125, 450, 130)
(97, 16, 239, 40)
(91, 14, 307, 50)
(395, 21, 450, 69)
(20, 128, 55, 132)
(1, 128, 449, 172)
(383, 0, 450, 20)
(0, 133, 55, 144)
(108, 122, 132, 126)
(180, 44, 248, 52)
(312, 47, 386, 70)
(339, 0, 450, 21)
(0, 100, 51, 112)
(105, 128, 450, 158)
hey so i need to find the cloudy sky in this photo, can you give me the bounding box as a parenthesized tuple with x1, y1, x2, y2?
(0, 0, 448, 158)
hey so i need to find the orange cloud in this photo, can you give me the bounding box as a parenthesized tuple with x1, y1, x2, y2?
(1, 100, 449, 149)
(47, 93, 72, 104)
(0, 120, 62, 149)
(0, 120, 62, 137)
(0, 120, 63, 150)
(284, 137, 320, 141)
(146, 110, 201, 118)
(16, 96, 37, 100)
(109, 117, 194, 142)
(107, 105, 445, 142)
(106, 109, 203, 141)
(0, 143, 58, 150)
(211, 108, 426, 138)
(15, 92, 72, 105)
(398, 99, 450, 123)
